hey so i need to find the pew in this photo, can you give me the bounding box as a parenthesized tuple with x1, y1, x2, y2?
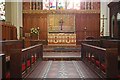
(23, 39, 47, 48)
(1, 43, 43, 79)
(0, 40, 24, 79)
(30, 40, 47, 46)
(79, 39, 120, 48)
(10, 44, 43, 78)
(81, 43, 118, 78)
(1, 40, 23, 56)
(77, 40, 100, 46)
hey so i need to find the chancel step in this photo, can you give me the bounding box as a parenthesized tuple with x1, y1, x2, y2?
(43, 45, 81, 52)
(43, 52, 81, 61)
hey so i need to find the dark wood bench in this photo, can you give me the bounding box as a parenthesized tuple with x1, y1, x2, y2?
(0, 40, 23, 78)
(10, 44, 43, 78)
(78, 39, 119, 48)
(0, 40, 23, 56)
(81, 43, 118, 78)
(0, 40, 43, 79)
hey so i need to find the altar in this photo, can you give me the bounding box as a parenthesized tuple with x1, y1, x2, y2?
(48, 14, 76, 44)
(48, 33, 76, 44)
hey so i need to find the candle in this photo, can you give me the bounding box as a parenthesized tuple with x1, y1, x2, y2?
(38, 27, 39, 29)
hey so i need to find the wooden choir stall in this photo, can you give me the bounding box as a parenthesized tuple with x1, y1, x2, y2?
(0, 21, 17, 40)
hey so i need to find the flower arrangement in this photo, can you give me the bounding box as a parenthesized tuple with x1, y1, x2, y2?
(30, 27, 39, 35)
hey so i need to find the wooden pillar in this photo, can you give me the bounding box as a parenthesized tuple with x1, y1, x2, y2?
(109, 9, 112, 37)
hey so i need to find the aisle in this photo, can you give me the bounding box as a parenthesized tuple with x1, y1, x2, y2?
(27, 61, 99, 78)
(43, 45, 81, 61)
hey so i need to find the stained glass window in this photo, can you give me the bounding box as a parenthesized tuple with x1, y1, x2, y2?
(42, 0, 81, 10)
(0, 0, 5, 21)
(67, 0, 74, 9)
(49, 0, 56, 10)
(43, 0, 50, 10)
(57, 0, 65, 10)
(74, 0, 80, 10)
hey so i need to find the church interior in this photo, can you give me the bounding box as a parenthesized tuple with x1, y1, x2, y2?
(0, 0, 120, 79)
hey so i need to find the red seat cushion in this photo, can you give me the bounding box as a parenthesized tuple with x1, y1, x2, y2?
(91, 57, 95, 63)
(27, 60, 30, 67)
(101, 64, 106, 72)
(6, 72, 10, 79)
(32, 57, 35, 63)
(86, 57, 91, 61)
(95, 60, 100, 67)
(22, 63, 26, 71)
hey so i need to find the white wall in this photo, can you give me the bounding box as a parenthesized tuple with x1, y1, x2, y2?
(117, 13, 120, 19)
(100, 2, 110, 36)
(5, 1, 23, 39)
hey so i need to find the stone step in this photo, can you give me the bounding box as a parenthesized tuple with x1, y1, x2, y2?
(43, 45, 81, 52)
(43, 52, 81, 61)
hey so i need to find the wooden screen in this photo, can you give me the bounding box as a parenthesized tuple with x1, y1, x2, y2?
(76, 13, 100, 42)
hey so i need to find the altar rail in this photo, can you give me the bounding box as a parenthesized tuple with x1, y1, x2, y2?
(81, 43, 118, 78)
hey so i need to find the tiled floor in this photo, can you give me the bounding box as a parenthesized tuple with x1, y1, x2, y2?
(27, 61, 99, 78)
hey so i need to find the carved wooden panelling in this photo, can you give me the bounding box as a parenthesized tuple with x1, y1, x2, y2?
(75, 13, 100, 42)
(23, 13, 100, 43)
(23, 13, 47, 40)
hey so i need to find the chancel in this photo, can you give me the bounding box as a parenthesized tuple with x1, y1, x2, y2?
(0, 0, 120, 79)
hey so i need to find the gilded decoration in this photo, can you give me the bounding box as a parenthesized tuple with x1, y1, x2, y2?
(22, 10, 100, 14)
(48, 14, 75, 33)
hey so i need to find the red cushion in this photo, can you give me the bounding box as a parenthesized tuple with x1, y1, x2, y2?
(86, 57, 91, 61)
(27, 60, 30, 67)
(101, 64, 106, 72)
(91, 57, 95, 63)
(95, 60, 100, 67)
(22, 63, 26, 71)
(32, 57, 35, 63)
(6, 72, 10, 78)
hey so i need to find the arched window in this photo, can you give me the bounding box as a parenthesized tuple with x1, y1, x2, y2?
(0, 0, 5, 21)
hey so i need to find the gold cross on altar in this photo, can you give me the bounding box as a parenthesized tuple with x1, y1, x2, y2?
(59, 18, 64, 30)
(100, 15, 107, 36)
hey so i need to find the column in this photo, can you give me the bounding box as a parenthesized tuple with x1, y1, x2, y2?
(100, 2, 109, 36)
(5, 1, 23, 39)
